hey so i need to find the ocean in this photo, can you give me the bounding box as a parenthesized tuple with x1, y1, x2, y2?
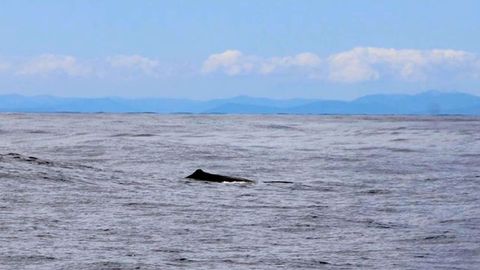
(1, 114, 479, 269)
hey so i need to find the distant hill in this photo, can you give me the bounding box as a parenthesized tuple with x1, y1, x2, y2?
(1, 91, 480, 115)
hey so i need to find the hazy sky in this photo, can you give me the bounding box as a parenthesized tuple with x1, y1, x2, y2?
(0, 0, 479, 99)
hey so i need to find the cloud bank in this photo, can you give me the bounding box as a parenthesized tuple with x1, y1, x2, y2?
(201, 50, 322, 76)
(1, 48, 479, 84)
(18, 54, 91, 77)
(202, 47, 480, 83)
(108, 55, 159, 75)
(0, 54, 165, 78)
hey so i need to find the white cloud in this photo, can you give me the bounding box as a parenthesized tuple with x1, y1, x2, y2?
(202, 50, 321, 76)
(18, 54, 91, 77)
(327, 49, 379, 82)
(5, 48, 480, 83)
(260, 52, 321, 74)
(327, 47, 478, 83)
(201, 50, 256, 75)
(11, 54, 188, 78)
(202, 48, 480, 83)
(108, 55, 159, 75)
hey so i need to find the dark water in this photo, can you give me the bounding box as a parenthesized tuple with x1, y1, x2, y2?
(0, 114, 479, 269)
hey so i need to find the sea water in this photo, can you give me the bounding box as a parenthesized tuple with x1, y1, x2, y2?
(0, 114, 479, 269)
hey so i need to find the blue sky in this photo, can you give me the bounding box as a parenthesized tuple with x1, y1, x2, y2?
(0, 0, 479, 99)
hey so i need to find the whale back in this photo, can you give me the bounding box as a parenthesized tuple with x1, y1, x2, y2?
(186, 169, 254, 183)
(186, 169, 206, 179)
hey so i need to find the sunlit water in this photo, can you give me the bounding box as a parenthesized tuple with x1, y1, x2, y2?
(0, 114, 479, 269)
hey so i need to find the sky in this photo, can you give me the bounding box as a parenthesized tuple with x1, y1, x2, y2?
(0, 0, 479, 100)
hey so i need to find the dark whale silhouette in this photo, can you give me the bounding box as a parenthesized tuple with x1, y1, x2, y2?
(186, 169, 255, 183)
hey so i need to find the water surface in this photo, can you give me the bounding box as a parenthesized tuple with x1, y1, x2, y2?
(0, 114, 479, 269)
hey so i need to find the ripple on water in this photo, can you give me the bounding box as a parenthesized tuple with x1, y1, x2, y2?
(0, 114, 479, 270)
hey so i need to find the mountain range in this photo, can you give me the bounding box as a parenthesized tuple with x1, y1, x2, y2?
(1, 91, 480, 115)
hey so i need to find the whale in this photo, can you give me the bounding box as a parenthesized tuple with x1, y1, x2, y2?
(186, 169, 255, 183)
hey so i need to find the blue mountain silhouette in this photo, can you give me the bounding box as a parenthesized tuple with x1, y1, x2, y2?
(1, 91, 480, 115)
